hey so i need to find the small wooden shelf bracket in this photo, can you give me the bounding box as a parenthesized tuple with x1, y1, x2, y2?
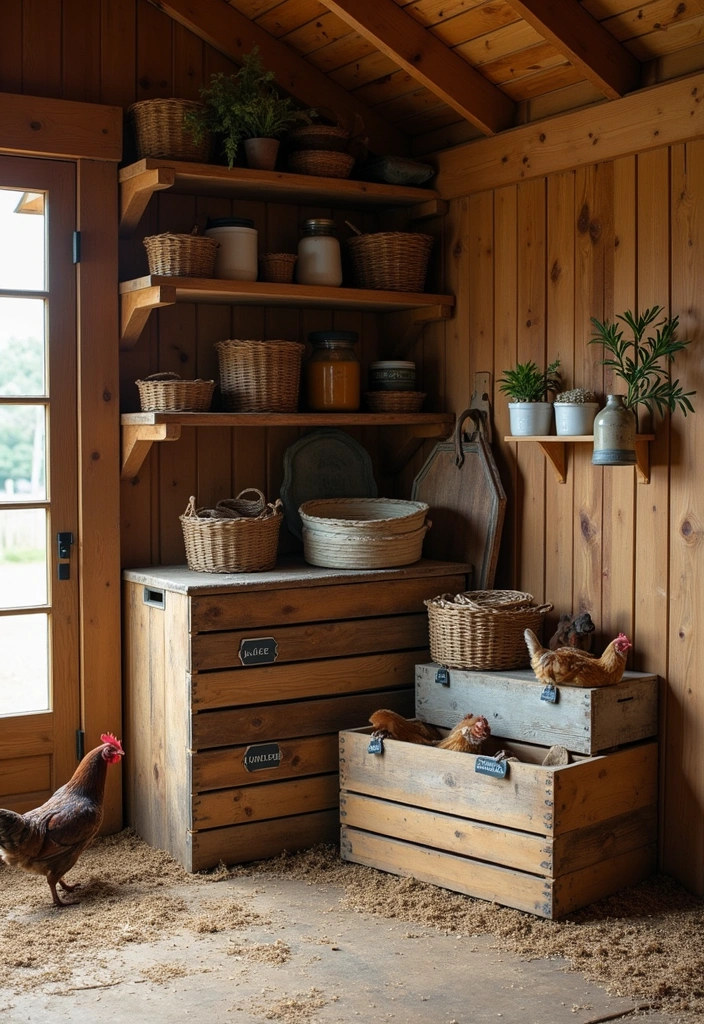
(121, 285, 176, 349)
(119, 166, 175, 238)
(504, 435, 654, 484)
(122, 423, 181, 480)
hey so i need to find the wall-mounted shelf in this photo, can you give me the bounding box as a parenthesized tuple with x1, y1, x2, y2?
(119, 158, 445, 238)
(122, 411, 455, 481)
(119, 276, 455, 349)
(503, 435, 655, 484)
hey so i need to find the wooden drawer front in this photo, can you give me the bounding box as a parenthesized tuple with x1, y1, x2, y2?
(339, 727, 658, 837)
(192, 773, 339, 830)
(192, 734, 339, 791)
(191, 613, 428, 671)
(192, 687, 414, 749)
(190, 574, 467, 632)
(188, 809, 339, 872)
(191, 650, 426, 711)
(415, 664, 658, 755)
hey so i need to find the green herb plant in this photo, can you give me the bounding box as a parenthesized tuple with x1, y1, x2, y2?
(589, 307, 695, 416)
(498, 359, 561, 403)
(185, 47, 313, 168)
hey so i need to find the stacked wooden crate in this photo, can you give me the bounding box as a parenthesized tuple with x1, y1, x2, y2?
(340, 664, 658, 919)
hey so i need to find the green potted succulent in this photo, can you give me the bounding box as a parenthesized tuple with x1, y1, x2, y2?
(185, 48, 313, 170)
(498, 358, 561, 435)
(554, 387, 599, 436)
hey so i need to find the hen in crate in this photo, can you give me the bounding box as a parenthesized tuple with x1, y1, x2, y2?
(524, 629, 632, 687)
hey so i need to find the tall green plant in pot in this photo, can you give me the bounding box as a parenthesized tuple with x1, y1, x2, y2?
(589, 307, 696, 466)
(498, 359, 561, 436)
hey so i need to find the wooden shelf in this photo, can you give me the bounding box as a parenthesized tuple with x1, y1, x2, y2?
(119, 159, 444, 237)
(503, 435, 655, 484)
(122, 411, 455, 480)
(119, 276, 455, 348)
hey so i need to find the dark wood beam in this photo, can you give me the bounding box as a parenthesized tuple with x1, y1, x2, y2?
(508, 0, 640, 99)
(322, 0, 515, 136)
(149, 0, 409, 155)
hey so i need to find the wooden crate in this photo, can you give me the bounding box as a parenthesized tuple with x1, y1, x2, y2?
(415, 663, 658, 754)
(339, 725, 658, 919)
(122, 559, 469, 871)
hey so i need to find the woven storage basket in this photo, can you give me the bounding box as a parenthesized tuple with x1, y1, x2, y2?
(299, 497, 430, 569)
(365, 391, 426, 413)
(180, 492, 283, 573)
(136, 373, 215, 412)
(288, 150, 355, 179)
(129, 98, 211, 162)
(288, 124, 351, 152)
(425, 589, 553, 671)
(259, 253, 297, 283)
(215, 338, 305, 412)
(144, 232, 219, 277)
(347, 232, 433, 292)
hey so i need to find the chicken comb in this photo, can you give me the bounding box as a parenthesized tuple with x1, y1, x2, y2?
(101, 732, 124, 752)
(617, 632, 632, 644)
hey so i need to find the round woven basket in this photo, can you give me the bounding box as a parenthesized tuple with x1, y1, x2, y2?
(299, 498, 430, 569)
(136, 375, 215, 412)
(180, 493, 283, 573)
(144, 232, 219, 277)
(365, 391, 426, 413)
(288, 124, 351, 152)
(128, 98, 211, 162)
(425, 590, 553, 671)
(347, 232, 433, 292)
(258, 253, 297, 283)
(288, 150, 355, 179)
(215, 338, 305, 412)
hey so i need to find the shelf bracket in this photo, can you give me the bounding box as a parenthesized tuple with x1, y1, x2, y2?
(119, 166, 176, 237)
(634, 437, 650, 484)
(120, 284, 176, 349)
(379, 197, 449, 231)
(536, 440, 567, 483)
(383, 422, 452, 476)
(121, 423, 181, 480)
(383, 305, 453, 359)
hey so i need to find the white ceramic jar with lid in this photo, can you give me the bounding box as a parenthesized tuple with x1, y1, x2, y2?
(296, 219, 343, 287)
(369, 361, 416, 391)
(204, 217, 258, 280)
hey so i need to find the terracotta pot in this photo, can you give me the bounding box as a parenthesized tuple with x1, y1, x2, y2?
(592, 394, 636, 465)
(243, 137, 280, 171)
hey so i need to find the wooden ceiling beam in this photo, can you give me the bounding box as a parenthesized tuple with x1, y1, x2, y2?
(507, 0, 641, 100)
(149, 0, 409, 155)
(321, 0, 515, 135)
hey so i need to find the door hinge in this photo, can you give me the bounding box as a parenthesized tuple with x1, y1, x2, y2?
(57, 531, 74, 580)
(72, 230, 81, 263)
(76, 729, 85, 761)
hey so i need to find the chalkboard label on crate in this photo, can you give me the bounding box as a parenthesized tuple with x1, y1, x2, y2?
(475, 756, 509, 779)
(367, 735, 385, 755)
(239, 636, 279, 666)
(243, 743, 282, 772)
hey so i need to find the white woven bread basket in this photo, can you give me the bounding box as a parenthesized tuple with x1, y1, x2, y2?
(299, 498, 430, 569)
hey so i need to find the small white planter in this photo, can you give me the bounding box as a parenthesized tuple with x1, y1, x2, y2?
(508, 401, 553, 436)
(554, 402, 599, 436)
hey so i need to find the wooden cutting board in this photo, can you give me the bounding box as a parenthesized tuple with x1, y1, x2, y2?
(411, 408, 506, 590)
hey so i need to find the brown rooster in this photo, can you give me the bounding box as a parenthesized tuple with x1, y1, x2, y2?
(437, 713, 491, 753)
(524, 629, 632, 687)
(0, 733, 124, 907)
(369, 709, 441, 746)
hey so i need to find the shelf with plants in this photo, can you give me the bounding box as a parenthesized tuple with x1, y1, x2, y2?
(503, 435, 655, 484)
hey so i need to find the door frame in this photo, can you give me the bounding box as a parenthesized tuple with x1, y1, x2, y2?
(0, 93, 123, 830)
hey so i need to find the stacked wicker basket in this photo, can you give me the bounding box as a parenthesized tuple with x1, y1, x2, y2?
(288, 120, 355, 179)
(299, 498, 430, 569)
(180, 491, 283, 573)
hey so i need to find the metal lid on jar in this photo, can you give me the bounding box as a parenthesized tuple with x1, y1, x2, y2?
(371, 361, 415, 369)
(301, 218, 337, 236)
(308, 330, 358, 344)
(206, 217, 256, 229)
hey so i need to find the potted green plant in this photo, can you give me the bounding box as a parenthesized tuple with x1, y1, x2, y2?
(589, 307, 695, 465)
(185, 48, 313, 170)
(498, 358, 561, 435)
(554, 387, 599, 436)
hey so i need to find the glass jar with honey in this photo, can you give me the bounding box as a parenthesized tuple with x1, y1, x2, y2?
(306, 330, 360, 411)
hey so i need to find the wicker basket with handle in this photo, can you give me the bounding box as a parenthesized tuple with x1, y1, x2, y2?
(215, 338, 305, 412)
(425, 589, 553, 670)
(347, 231, 432, 292)
(128, 98, 211, 162)
(180, 492, 283, 573)
(299, 497, 430, 569)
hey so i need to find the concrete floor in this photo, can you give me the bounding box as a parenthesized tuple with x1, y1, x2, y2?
(0, 873, 677, 1024)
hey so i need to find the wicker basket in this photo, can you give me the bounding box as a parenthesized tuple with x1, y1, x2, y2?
(180, 492, 283, 573)
(425, 590, 553, 671)
(299, 498, 430, 569)
(136, 372, 215, 412)
(288, 124, 351, 152)
(144, 232, 219, 277)
(347, 232, 433, 292)
(259, 253, 297, 284)
(288, 150, 355, 179)
(365, 391, 426, 413)
(128, 98, 211, 162)
(215, 338, 305, 412)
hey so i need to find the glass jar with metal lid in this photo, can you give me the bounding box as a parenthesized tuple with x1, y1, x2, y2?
(306, 330, 360, 411)
(296, 219, 343, 287)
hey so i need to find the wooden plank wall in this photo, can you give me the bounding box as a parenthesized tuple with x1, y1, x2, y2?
(441, 146, 704, 896)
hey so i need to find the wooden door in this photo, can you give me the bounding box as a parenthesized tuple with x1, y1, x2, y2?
(0, 155, 79, 810)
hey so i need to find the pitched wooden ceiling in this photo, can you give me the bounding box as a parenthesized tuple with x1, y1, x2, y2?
(158, 0, 704, 155)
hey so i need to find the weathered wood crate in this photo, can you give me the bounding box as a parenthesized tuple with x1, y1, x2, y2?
(415, 663, 659, 754)
(340, 726, 658, 919)
(122, 559, 469, 871)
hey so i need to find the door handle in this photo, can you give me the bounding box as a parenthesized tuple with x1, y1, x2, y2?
(57, 532, 74, 579)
